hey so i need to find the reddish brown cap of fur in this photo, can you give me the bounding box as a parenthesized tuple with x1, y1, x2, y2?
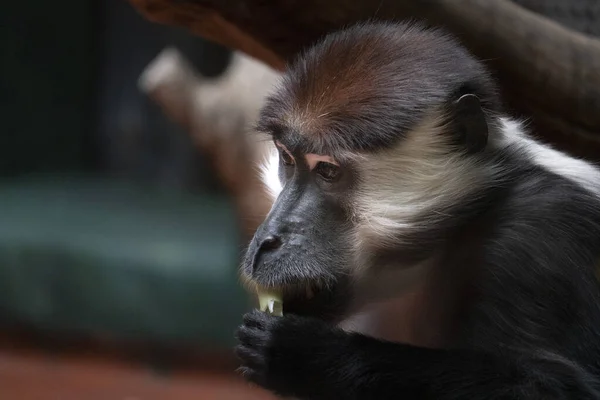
(257, 21, 499, 156)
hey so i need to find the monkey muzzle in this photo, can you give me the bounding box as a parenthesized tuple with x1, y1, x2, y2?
(241, 172, 353, 321)
(242, 223, 350, 322)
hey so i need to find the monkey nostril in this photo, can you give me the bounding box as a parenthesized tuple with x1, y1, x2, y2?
(250, 235, 283, 273)
(259, 235, 282, 252)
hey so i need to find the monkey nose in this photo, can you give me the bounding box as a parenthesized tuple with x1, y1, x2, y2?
(258, 235, 282, 252)
(250, 235, 283, 273)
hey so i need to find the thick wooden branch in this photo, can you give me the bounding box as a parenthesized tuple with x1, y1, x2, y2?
(138, 48, 279, 239)
(129, 0, 600, 159)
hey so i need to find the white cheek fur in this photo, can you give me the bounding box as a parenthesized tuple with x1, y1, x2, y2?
(352, 116, 600, 262)
(260, 143, 282, 201)
(353, 116, 490, 252)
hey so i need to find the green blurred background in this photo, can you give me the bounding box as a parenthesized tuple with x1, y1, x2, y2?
(0, 0, 249, 352)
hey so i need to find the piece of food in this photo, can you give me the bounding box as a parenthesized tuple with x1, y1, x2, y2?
(257, 287, 283, 316)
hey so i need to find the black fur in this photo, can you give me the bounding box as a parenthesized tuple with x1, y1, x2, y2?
(238, 21, 600, 399)
(238, 159, 600, 399)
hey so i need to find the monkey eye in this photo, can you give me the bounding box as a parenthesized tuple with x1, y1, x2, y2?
(315, 161, 341, 182)
(280, 149, 295, 166)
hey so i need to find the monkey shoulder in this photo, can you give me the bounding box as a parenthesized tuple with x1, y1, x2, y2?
(464, 164, 600, 366)
(493, 166, 600, 259)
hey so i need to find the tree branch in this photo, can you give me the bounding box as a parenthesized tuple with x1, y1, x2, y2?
(128, 0, 600, 159)
(138, 47, 279, 239)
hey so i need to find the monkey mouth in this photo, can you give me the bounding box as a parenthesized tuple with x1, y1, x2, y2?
(273, 281, 350, 323)
(243, 268, 352, 322)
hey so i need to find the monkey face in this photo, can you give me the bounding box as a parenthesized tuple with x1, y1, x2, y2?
(242, 142, 356, 322)
(241, 21, 499, 321)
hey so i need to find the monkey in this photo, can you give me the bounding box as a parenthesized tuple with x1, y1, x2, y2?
(235, 20, 600, 400)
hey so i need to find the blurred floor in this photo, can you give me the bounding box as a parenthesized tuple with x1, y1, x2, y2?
(0, 347, 275, 400)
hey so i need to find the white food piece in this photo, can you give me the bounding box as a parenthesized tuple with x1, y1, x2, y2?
(257, 288, 283, 316)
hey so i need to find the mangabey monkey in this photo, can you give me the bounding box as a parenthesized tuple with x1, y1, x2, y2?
(235, 21, 600, 399)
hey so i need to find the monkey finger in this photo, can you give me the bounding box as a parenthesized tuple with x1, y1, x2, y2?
(234, 345, 265, 369)
(243, 309, 270, 328)
(236, 325, 270, 347)
(236, 366, 258, 380)
(237, 366, 266, 387)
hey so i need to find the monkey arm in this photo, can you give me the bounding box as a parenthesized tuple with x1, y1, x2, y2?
(331, 333, 600, 400)
(236, 310, 600, 400)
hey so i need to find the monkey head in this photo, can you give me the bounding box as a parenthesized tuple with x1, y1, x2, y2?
(241, 21, 501, 322)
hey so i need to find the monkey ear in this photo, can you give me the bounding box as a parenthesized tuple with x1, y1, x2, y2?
(450, 94, 488, 154)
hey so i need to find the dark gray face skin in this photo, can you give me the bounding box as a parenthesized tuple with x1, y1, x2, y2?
(242, 143, 355, 322)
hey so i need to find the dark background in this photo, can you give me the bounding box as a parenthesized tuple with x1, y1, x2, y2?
(1, 0, 232, 189)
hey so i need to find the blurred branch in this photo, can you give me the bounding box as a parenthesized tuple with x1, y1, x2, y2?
(139, 48, 279, 238)
(129, 0, 600, 159)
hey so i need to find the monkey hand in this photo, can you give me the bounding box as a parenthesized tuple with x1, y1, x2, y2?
(235, 309, 356, 399)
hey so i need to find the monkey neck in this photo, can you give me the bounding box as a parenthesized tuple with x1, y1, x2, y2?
(340, 211, 492, 348)
(339, 266, 464, 348)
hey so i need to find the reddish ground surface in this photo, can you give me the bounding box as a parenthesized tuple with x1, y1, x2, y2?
(0, 346, 275, 400)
